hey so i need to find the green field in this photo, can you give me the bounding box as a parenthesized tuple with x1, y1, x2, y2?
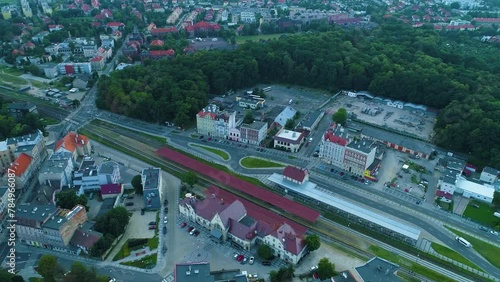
(240, 156, 285, 168)
(236, 34, 283, 44)
(463, 201, 497, 227)
(120, 253, 157, 269)
(191, 144, 229, 160)
(431, 242, 482, 271)
(445, 226, 500, 269)
(369, 245, 455, 282)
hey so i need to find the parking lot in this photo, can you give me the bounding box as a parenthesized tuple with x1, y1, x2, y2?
(328, 95, 436, 141)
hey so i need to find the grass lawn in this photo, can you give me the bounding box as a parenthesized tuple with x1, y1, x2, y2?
(240, 157, 285, 168)
(0, 72, 28, 86)
(462, 201, 497, 227)
(148, 237, 159, 250)
(445, 225, 500, 269)
(288, 156, 297, 159)
(369, 245, 455, 282)
(191, 144, 230, 160)
(0, 66, 23, 75)
(112, 242, 130, 261)
(236, 34, 283, 44)
(431, 242, 482, 271)
(120, 253, 157, 269)
(29, 278, 44, 282)
(190, 134, 199, 138)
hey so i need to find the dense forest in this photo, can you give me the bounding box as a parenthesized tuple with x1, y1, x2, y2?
(0, 98, 46, 140)
(96, 23, 500, 167)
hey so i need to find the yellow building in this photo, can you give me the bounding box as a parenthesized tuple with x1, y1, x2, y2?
(2, 6, 12, 20)
(21, 0, 32, 18)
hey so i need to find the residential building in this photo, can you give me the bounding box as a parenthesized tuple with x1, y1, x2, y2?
(238, 122, 268, 145)
(140, 49, 175, 61)
(151, 27, 178, 37)
(273, 128, 305, 153)
(283, 166, 309, 185)
(0, 141, 15, 172)
(21, 0, 32, 17)
(89, 56, 105, 70)
(41, 2, 52, 15)
(100, 183, 123, 199)
(40, 63, 58, 78)
(343, 138, 376, 177)
(2, 6, 12, 20)
(8, 102, 37, 120)
(55, 132, 92, 161)
(32, 31, 49, 44)
(98, 161, 120, 184)
(0, 187, 8, 222)
(48, 24, 64, 32)
(235, 96, 265, 109)
(1, 130, 47, 174)
(69, 221, 102, 254)
(480, 167, 499, 184)
(240, 12, 256, 23)
(319, 124, 350, 168)
(196, 104, 236, 139)
(179, 187, 308, 264)
(142, 167, 162, 210)
(57, 62, 92, 75)
(274, 106, 297, 128)
(15, 204, 99, 254)
(38, 151, 74, 190)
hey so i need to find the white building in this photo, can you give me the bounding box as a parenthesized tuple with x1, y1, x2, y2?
(142, 167, 163, 210)
(456, 178, 495, 203)
(273, 129, 305, 153)
(480, 167, 498, 184)
(240, 12, 256, 23)
(319, 125, 350, 168)
(38, 151, 75, 190)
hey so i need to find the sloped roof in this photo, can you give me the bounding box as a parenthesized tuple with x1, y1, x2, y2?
(100, 184, 122, 195)
(70, 227, 102, 249)
(283, 166, 308, 183)
(219, 200, 246, 228)
(150, 39, 164, 46)
(273, 223, 304, 255)
(55, 132, 89, 153)
(10, 153, 32, 177)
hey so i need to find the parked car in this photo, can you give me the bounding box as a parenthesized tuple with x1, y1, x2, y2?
(164, 207, 168, 213)
(148, 225, 156, 230)
(189, 228, 197, 235)
(310, 266, 318, 271)
(187, 226, 194, 232)
(199, 135, 204, 139)
(261, 261, 271, 266)
(237, 255, 244, 262)
(490, 230, 498, 236)
(164, 199, 168, 205)
(241, 257, 248, 264)
(148, 221, 156, 226)
(141, 209, 145, 215)
(126, 195, 134, 199)
(479, 226, 489, 232)
(163, 216, 168, 224)
(180, 222, 187, 228)
(193, 230, 200, 236)
(163, 226, 167, 234)
(125, 202, 134, 206)
(249, 256, 254, 265)
(233, 253, 239, 260)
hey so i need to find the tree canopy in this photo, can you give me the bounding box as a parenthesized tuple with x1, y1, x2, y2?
(55, 190, 88, 211)
(317, 258, 336, 280)
(37, 255, 63, 282)
(63, 262, 108, 282)
(0, 268, 24, 282)
(269, 265, 295, 282)
(131, 174, 143, 195)
(182, 171, 198, 187)
(332, 108, 347, 126)
(304, 234, 321, 252)
(257, 244, 274, 260)
(0, 98, 46, 140)
(96, 23, 500, 167)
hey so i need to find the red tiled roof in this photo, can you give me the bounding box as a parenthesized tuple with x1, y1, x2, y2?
(106, 22, 124, 27)
(55, 132, 89, 153)
(283, 166, 308, 182)
(157, 148, 320, 222)
(436, 190, 452, 199)
(9, 153, 32, 177)
(150, 39, 164, 46)
(473, 18, 500, 23)
(100, 184, 122, 195)
(197, 111, 217, 119)
(324, 131, 348, 146)
(151, 27, 178, 34)
(90, 56, 103, 62)
(148, 50, 174, 56)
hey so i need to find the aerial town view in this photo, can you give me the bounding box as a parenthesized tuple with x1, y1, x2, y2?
(0, 0, 500, 281)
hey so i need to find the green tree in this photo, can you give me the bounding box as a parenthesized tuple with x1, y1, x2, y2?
(37, 255, 63, 282)
(131, 174, 143, 195)
(270, 265, 295, 282)
(493, 191, 500, 210)
(0, 268, 24, 282)
(332, 108, 347, 126)
(284, 119, 295, 130)
(55, 190, 88, 211)
(450, 2, 460, 9)
(257, 244, 274, 260)
(243, 110, 254, 124)
(317, 258, 335, 280)
(304, 234, 321, 251)
(63, 262, 108, 282)
(182, 171, 198, 187)
(94, 206, 130, 237)
(72, 99, 80, 107)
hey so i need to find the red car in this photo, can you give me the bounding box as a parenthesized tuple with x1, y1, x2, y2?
(237, 255, 244, 262)
(187, 226, 194, 232)
(180, 222, 187, 228)
(148, 225, 156, 230)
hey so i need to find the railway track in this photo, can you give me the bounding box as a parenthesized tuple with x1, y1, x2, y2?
(84, 122, 475, 282)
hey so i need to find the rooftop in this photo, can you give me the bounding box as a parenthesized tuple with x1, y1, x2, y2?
(240, 121, 267, 130)
(283, 166, 309, 183)
(346, 138, 374, 154)
(40, 158, 70, 175)
(482, 166, 499, 176)
(43, 205, 85, 230)
(355, 257, 401, 282)
(274, 106, 297, 127)
(300, 110, 324, 129)
(9, 102, 36, 111)
(175, 262, 214, 282)
(456, 178, 495, 199)
(142, 167, 161, 190)
(9, 153, 33, 177)
(0, 141, 7, 151)
(6, 130, 43, 146)
(55, 132, 89, 153)
(15, 204, 57, 226)
(99, 161, 118, 175)
(275, 129, 303, 142)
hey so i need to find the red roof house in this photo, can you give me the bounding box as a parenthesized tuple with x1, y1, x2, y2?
(283, 166, 309, 185)
(100, 184, 123, 199)
(9, 153, 32, 177)
(55, 132, 91, 160)
(150, 39, 164, 46)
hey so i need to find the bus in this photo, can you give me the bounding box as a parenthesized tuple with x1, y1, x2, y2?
(456, 237, 471, 247)
(263, 87, 272, 92)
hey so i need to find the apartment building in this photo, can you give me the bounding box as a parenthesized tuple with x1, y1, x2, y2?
(343, 138, 376, 177)
(38, 151, 75, 190)
(55, 132, 92, 161)
(273, 128, 305, 153)
(319, 125, 350, 168)
(142, 167, 162, 210)
(196, 104, 236, 139)
(238, 121, 268, 145)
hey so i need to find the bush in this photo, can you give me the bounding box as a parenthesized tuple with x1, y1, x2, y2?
(128, 238, 148, 249)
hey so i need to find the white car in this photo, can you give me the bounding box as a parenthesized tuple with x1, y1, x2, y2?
(164, 216, 168, 224)
(249, 256, 254, 264)
(189, 228, 196, 235)
(490, 230, 499, 236)
(310, 265, 318, 271)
